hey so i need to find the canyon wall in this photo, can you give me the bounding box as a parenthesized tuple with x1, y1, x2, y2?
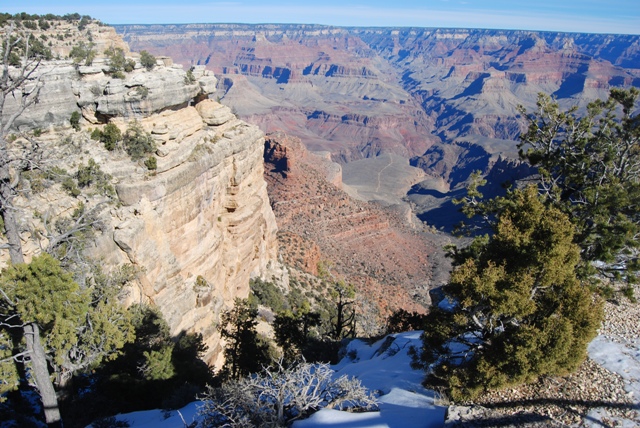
(1, 22, 280, 365)
(116, 24, 640, 165)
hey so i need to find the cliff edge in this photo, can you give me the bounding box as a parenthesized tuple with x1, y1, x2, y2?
(0, 20, 280, 365)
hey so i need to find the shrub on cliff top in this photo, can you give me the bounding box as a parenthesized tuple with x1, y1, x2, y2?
(123, 121, 155, 161)
(139, 50, 156, 71)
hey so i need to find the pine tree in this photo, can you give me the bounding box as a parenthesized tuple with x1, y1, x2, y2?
(218, 299, 270, 380)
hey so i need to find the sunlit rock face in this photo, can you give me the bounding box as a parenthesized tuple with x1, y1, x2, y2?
(1, 22, 280, 365)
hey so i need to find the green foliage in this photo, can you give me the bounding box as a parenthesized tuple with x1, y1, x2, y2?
(78, 15, 91, 31)
(134, 85, 149, 99)
(139, 50, 156, 71)
(2, 32, 52, 64)
(0, 260, 133, 412)
(141, 347, 175, 381)
(144, 155, 157, 171)
(63, 13, 81, 22)
(184, 66, 196, 84)
(0, 331, 19, 401)
(104, 47, 135, 76)
(38, 19, 50, 31)
(218, 298, 271, 380)
(62, 176, 81, 197)
(385, 308, 428, 334)
(84, 304, 213, 416)
(76, 158, 115, 197)
(69, 41, 96, 66)
(0, 254, 86, 366)
(273, 304, 321, 364)
(70, 111, 81, 131)
(123, 121, 155, 161)
(250, 278, 288, 312)
(91, 127, 102, 141)
(0, 256, 135, 384)
(417, 186, 603, 401)
(23, 20, 37, 30)
(65, 263, 136, 373)
(99, 123, 122, 151)
(518, 88, 640, 285)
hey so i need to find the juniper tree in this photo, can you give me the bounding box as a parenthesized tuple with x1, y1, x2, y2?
(139, 50, 156, 71)
(273, 303, 320, 364)
(417, 186, 602, 401)
(218, 299, 271, 380)
(518, 89, 640, 288)
(0, 255, 135, 414)
(123, 120, 155, 161)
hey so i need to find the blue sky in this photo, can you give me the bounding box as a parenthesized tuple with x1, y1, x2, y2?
(4, 1, 640, 34)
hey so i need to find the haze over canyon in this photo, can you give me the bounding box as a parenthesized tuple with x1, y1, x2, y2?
(116, 23, 640, 229)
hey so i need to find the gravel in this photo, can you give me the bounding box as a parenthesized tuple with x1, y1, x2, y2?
(446, 284, 640, 427)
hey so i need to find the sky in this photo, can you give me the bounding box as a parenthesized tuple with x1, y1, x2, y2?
(3, 1, 640, 35)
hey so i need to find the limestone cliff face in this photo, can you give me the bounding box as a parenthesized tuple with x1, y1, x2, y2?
(1, 22, 280, 365)
(103, 102, 279, 365)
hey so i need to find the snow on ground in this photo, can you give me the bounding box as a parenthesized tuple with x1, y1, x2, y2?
(101, 331, 446, 428)
(101, 402, 202, 428)
(588, 336, 640, 399)
(586, 336, 640, 426)
(101, 329, 640, 427)
(293, 331, 446, 428)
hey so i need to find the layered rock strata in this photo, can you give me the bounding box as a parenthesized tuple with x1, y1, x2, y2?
(1, 22, 279, 365)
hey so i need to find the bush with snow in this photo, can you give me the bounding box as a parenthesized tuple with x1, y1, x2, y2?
(198, 360, 377, 427)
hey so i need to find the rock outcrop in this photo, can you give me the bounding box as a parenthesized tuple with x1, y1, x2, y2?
(1, 21, 280, 365)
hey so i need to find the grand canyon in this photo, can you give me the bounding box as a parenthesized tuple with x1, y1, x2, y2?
(1, 15, 639, 426)
(116, 24, 640, 231)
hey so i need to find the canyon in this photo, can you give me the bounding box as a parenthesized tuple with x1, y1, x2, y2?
(4, 20, 640, 367)
(112, 22, 640, 309)
(115, 24, 640, 230)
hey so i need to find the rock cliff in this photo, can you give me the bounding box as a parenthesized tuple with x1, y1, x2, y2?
(1, 21, 280, 365)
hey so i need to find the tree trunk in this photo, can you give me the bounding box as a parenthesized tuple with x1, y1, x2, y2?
(0, 21, 63, 427)
(0, 199, 25, 264)
(24, 322, 62, 427)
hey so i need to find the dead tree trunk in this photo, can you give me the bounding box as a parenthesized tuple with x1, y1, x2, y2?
(1, 21, 63, 427)
(24, 323, 62, 427)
